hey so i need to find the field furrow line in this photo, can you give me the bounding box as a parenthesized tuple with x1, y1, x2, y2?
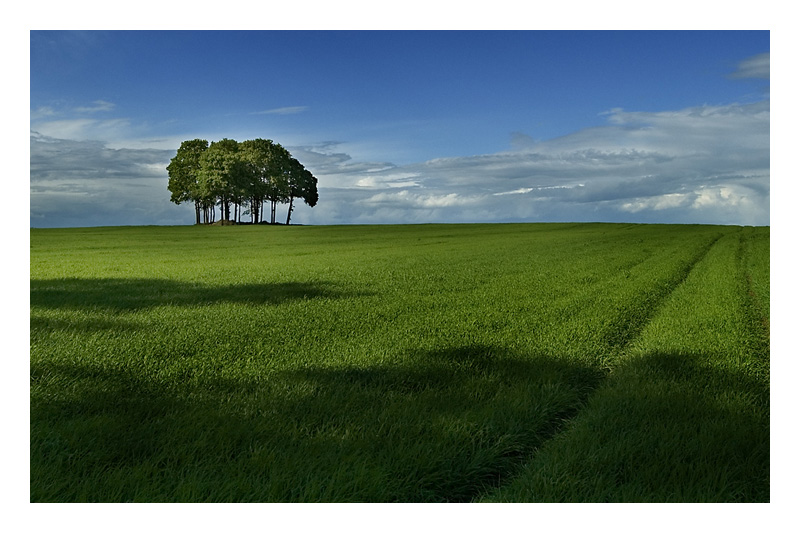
(738, 228, 770, 345)
(609, 231, 725, 356)
(472, 232, 727, 500)
(481, 228, 769, 502)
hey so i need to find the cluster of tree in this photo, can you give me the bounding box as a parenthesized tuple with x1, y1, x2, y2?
(167, 138, 319, 225)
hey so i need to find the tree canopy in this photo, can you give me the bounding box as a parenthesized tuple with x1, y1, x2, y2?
(167, 138, 318, 225)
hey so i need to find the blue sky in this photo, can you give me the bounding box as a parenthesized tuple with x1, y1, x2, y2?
(30, 30, 770, 227)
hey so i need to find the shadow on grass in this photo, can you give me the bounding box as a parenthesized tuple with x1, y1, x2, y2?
(31, 314, 147, 333)
(30, 277, 359, 312)
(600, 350, 769, 502)
(30, 345, 603, 502)
(484, 349, 770, 502)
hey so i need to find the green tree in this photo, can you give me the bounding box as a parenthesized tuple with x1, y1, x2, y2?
(198, 138, 246, 222)
(169, 137, 319, 225)
(166, 139, 208, 224)
(285, 157, 319, 225)
(265, 143, 292, 224)
(239, 138, 274, 223)
(240, 139, 292, 224)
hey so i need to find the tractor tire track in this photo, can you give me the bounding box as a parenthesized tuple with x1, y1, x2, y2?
(472, 230, 726, 501)
(602, 230, 726, 361)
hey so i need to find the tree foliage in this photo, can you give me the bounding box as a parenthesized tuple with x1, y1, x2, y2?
(167, 138, 319, 225)
(285, 156, 318, 225)
(166, 139, 209, 224)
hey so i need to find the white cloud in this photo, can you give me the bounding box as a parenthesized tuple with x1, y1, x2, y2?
(730, 52, 770, 80)
(30, 132, 179, 227)
(30, 118, 133, 144)
(620, 193, 693, 213)
(31, 106, 57, 120)
(74, 100, 116, 113)
(300, 99, 768, 226)
(253, 106, 309, 115)
(362, 190, 479, 209)
(494, 188, 534, 196)
(356, 173, 421, 188)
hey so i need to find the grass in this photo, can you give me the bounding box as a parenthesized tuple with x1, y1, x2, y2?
(30, 223, 769, 502)
(481, 228, 770, 502)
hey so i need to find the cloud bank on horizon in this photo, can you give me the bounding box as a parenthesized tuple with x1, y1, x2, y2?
(30, 32, 769, 228)
(293, 98, 769, 226)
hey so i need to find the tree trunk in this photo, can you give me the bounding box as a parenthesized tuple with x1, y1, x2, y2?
(194, 201, 201, 225)
(286, 196, 294, 225)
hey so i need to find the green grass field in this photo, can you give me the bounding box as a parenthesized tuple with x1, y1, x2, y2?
(29, 223, 769, 502)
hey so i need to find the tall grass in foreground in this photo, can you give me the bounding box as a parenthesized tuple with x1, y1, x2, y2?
(482, 228, 769, 502)
(30, 223, 768, 501)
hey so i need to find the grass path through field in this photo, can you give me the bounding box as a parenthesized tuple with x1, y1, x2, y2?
(481, 228, 770, 502)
